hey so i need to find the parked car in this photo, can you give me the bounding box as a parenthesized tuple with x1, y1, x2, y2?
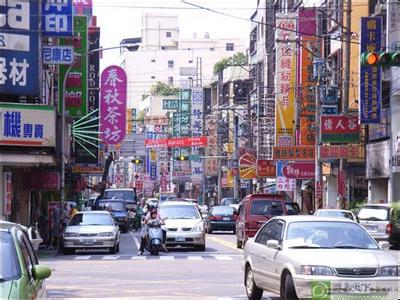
(97, 199, 129, 233)
(62, 211, 120, 254)
(159, 201, 206, 251)
(0, 221, 51, 299)
(358, 203, 400, 248)
(205, 206, 237, 234)
(221, 197, 240, 211)
(243, 216, 399, 300)
(285, 202, 301, 215)
(236, 194, 287, 249)
(314, 209, 358, 222)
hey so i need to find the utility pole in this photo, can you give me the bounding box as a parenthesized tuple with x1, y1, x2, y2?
(233, 115, 239, 199)
(340, 0, 352, 208)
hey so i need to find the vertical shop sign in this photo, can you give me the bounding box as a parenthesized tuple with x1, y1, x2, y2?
(42, 0, 73, 36)
(338, 171, 347, 197)
(3, 172, 12, 215)
(191, 88, 203, 184)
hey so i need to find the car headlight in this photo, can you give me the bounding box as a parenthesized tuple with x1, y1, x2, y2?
(193, 223, 204, 232)
(378, 266, 399, 277)
(98, 232, 114, 237)
(301, 265, 334, 276)
(64, 232, 78, 238)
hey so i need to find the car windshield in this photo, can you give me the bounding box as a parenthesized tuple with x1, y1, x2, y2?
(250, 200, 284, 216)
(358, 207, 389, 221)
(69, 213, 114, 226)
(104, 190, 135, 201)
(0, 231, 21, 282)
(159, 205, 200, 219)
(285, 221, 379, 249)
(317, 210, 354, 220)
(211, 206, 234, 215)
(98, 201, 125, 211)
(285, 203, 300, 215)
(221, 198, 239, 206)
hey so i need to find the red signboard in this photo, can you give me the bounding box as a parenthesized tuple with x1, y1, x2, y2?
(282, 162, 315, 179)
(321, 115, 360, 143)
(315, 181, 322, 199)
(257, 160, 276, 177)
(338, 171, 346, 197)
(319, 145, 360, 159)
(145, 136, 208, 148)
(23, 172, 60, 191)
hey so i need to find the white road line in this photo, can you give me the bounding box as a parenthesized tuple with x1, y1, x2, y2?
(187, 256, 204, 261)
(74, 255, 91, 260)
(159, 256, 174, 260)
(213, 255, 233, 261)
(102, 255, 120, 260)
(130, 231, 141, 249)
(131, 256, 146, 260)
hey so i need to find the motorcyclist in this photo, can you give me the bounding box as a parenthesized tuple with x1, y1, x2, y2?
(137, 205, 168, 255)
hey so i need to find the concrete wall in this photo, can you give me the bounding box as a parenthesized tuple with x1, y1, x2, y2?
(368, 178, 388, 203)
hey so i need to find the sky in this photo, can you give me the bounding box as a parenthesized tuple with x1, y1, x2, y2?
(93, 0, 256, 69)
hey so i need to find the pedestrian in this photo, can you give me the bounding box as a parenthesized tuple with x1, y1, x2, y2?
(49, 206, 62, 250)
(69, 203, 78, 217)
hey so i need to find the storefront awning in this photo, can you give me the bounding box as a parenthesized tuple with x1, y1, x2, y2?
(0, 153, 56, 166)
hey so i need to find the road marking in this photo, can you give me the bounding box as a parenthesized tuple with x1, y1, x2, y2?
(74, 255, 91, 260)
(130, 231, 141, 249)
(131, 256, 146, 260)
(187, 256, 204, 261)
(159, 255, 174, 260)
(213, 255, 233, 261)
(102, 255, 120, 260)
(207, 235, 243, 252)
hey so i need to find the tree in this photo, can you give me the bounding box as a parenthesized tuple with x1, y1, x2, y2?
(150, 81, 179, 96)
(213, 52, 248, 74)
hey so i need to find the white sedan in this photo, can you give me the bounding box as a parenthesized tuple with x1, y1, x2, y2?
(243, 216, 399, 300)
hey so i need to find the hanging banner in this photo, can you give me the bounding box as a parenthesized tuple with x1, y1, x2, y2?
(257, 160, 276, 178)
(0, 0, 40, 96)
(338, 171, 347, 197)
(298, 8, 320, 145)
(359, 17, 382, 124)
(205, 115, 218, 176)
(100, 65, 127, 144)
(321, 115, 360, 143)
(3, 172, 12, 215)
(319, 145, 361, 160)
(275, 13, 297, 146)
(42, 0, 73, 37)
(58, 16, 88, 118)
(282, 162, 315, 179)
(191, 88, 204, 185)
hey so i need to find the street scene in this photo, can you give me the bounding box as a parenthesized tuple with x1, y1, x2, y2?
(1, 0, 400, 299)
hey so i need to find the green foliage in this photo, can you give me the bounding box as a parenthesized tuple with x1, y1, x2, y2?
(349, 199, 367, 213)
(150, 81, 179, 96)
(213, 52, 247, 74)
(391, 202, 400, 224)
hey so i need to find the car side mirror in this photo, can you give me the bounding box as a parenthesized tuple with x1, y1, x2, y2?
(379, 241, 390, 251)
(32, 265, 51, 280)
(266, 239, 281, 250)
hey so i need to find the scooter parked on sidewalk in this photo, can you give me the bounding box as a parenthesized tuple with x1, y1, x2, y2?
(145, 219, 163, 255)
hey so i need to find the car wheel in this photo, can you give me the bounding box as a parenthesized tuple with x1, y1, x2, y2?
(281, 273, 298, 300)
(116, 242, 120, 253)
(122, 226, 128, 233)
(109, 243, 117, 254)
(62, 247, 75, 255)
(236, 238, 242, 249)
(245, 266, 263, 300)
(196, 244, 206, 251)
(208, 227, 213, 234)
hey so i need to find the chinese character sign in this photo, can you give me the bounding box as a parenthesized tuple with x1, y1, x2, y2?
(205, 116, 218, 176)
(191, 88, 203, 183)
(360, 17, 382, 124)
(0, 0, 40, 96)
(100, 65, 127, 144)
(321, 115, 360, 143)
(73, 0, 93, 16)
(3, 172, 12, 215)
(275, 13, 297, 146)
(42, 0, 73, 36)
(42, 46, 74, 64)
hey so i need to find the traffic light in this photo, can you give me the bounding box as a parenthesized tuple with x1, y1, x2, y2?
(176, 155, 188, 161)
(360, 52, 400, 67)
(132, 158, 143, 165)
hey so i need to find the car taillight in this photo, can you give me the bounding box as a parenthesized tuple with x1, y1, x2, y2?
(386, 223, 393, 234)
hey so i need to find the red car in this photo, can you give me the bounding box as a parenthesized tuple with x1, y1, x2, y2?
(235, 194, 288, 248)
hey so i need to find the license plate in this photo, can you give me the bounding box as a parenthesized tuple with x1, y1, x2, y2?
(223, 217, 230, 221)
(366, 226, 377, 232)
(175, 237, 185, 242)
(83, 240, 94, 245)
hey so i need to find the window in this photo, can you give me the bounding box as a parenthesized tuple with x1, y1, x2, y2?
(151, 76, 156, 79)
(17, 230, 38, 280)
(168, 60, 174, 68)
(0, 232, 21, 282)
(226, 43, 234, 51)
(250, 200, 284, 216)
(151, 59, 156, 63)
(166, 31, 172, 38)
(255, 220, 284, 245)
(168, 76, 173, 85)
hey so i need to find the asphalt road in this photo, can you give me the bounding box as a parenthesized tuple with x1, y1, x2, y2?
(39, 231, 399, 299)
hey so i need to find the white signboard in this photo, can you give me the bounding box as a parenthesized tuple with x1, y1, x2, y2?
(0, 104, 56, 147)
(42, 46, 74, 65)
(276, 176, 296, 192)
(191, 88, 203, 185)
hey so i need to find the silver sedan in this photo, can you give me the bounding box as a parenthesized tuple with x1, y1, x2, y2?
(243, 216, 399, 300)
(62, 211, 120, 254)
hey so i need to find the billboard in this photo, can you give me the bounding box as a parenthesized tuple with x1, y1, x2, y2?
(275, 13, 297, 146)
(0, 0, 40, 96)
(100, 65, 127, 144)
(0, 103, 56, 147)
(58, 16, 88, 118)
(359, 17, 382, 124)
(42, 0, 73, 37)
(273, 146, 315, 160)
(73, 0, 93, 16)
(42, 46, 74, 65)
(321, 115, 360, 143)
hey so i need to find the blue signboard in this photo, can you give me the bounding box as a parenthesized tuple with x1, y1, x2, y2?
(321, 105, 339, 115)
(42, 0, 73, 37)
(0, 1, 40, 96)
(150, 163, 157, 181)
(42, 46, 74, 65)
(360, 17, 382, 124)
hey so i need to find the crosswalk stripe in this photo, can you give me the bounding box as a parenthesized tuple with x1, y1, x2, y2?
(213, 255, 233, 261)
(74, 256, 91, 260)
(159, 256, 174, 260)
(131, 256, 146, 260)
(102, 255, 120, 260)
(187, 256, 204, 261)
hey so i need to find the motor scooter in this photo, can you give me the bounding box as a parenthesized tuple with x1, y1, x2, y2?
(145, 219, 163, 255)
